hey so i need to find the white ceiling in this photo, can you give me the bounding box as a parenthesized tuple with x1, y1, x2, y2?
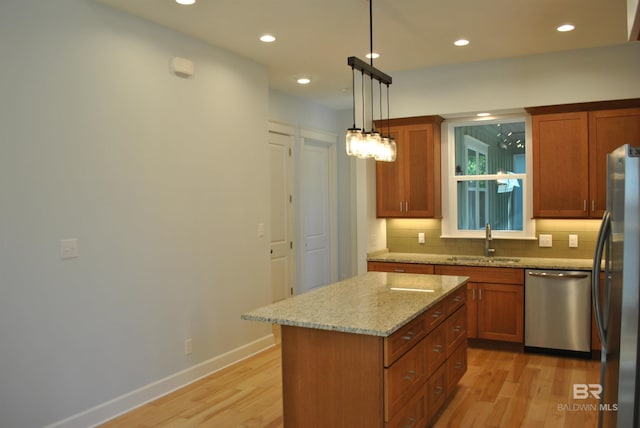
(97, 0, 630, 110)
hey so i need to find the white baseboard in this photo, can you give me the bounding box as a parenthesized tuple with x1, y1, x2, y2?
(45, 334, 275, 428)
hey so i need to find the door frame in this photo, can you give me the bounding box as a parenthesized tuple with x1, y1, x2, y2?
(297, 128, 338, 293)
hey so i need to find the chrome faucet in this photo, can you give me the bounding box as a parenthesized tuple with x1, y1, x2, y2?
(485, 223, 495, 257)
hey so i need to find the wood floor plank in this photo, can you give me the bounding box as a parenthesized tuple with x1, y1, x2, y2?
(102, 340, 600, 428)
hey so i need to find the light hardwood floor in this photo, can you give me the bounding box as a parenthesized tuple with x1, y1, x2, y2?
(101, 338, 600, 427)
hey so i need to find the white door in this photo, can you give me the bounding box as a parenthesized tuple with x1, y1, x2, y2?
(300, 133, 337, 293)
(269, 129, 294, 301)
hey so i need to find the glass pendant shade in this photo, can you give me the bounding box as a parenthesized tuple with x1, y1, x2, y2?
(345, 128, 362, 157)
(375, 136, 397, 162)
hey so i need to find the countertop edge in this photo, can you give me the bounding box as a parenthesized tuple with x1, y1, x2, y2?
(368, 251, 595, 271)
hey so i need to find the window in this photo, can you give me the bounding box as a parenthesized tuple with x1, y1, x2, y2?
(442, 116, 535, 239)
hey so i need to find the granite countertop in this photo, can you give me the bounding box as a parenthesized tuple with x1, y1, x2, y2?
(368, 251, 595, 271)
(241, 272, 468, 337)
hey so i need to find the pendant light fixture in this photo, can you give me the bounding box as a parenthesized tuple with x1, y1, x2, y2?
(345, 0, 396, 162)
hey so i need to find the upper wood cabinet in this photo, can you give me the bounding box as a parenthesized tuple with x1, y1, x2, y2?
(588, 108, 640, 217)
(530, 103, 640, 218)
(375, 116, 443, 218)
(532, 112, 590, 218)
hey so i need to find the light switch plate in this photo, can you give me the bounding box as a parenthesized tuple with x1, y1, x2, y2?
(418, 232, 425, 244)
(538, 234, 553, 248)
(569, 234, 579, 248)
(60, 239, 79, 259)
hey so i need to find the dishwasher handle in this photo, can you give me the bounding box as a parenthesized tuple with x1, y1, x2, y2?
(527, 271, 589, 279)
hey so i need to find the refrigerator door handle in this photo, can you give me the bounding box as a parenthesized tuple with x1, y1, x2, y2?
(592, 210, 611, 351)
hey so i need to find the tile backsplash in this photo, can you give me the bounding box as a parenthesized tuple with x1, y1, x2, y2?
(385, 218, 602, 259)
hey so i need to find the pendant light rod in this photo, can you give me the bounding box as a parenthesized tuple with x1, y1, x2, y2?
(369, 0, 374, 67)
(347, 57, 392, 85)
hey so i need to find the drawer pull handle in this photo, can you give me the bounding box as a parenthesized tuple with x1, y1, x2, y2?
(402, 417, 417, 428)
(403, 370, 417, 380)
(394, 269, 406, 272)
(432, 311, 443, 319)
(455, 361, 464, 369)
(453, 326, 462, 333)
(402, 331, 416, 341)
(434, 386, 444, 396)
(453, 295, 462, 302)
(433, 344, 443, 353)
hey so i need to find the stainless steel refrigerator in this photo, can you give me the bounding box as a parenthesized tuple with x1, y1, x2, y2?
(593, 144, 640, 427)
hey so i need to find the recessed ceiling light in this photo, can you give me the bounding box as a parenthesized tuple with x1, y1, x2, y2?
(477, 112, 491, 117)
(175, 0, 196, 5)
(366, 52, 380, 59)
(297, 78, 311, 85)
(454, 39, 470, 47)
(260, 34, 276, 43)
(557, 24, 575, 32)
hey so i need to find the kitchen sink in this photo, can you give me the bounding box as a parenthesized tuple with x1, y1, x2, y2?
(446, 256, 521, 264)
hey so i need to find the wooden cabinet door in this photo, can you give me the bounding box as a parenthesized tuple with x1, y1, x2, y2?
(532, 112, 589, 218)
(466, 283, 478, 339)
(404, 123, 436, 217)
(588, 108, 640, 218)
(376, 126, 405, 217)
(376, 117, 442, 218)
(477, 283, 524, 343)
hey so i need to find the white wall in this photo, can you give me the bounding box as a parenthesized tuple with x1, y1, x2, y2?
(0, 1, 271, 427)
(391, 42, 640, 117)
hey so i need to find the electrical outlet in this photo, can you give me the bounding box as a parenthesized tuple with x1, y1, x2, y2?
(184, 338, 193, 355)
(539, 234, 553, 248)
(418, 232, 425, 244)
(569, 234, 579, 248)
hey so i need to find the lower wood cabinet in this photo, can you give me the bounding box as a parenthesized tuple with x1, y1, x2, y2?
(435, 265, 525, 343)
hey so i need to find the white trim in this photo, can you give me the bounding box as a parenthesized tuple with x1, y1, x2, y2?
(441, 115, 535, 239)
(45, 334, 275, 428)
(268, 120, 295, 136)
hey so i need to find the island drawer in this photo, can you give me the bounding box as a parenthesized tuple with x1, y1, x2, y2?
(445, 286, 466, 315)
(424, 322, 447, 377)
(447, 341, 467, 394)
(426, 362, 448, 422)
(384, 314, 427, 367)
(384, 301, 445, 366)
(384, 338, 428, 419)
(385, 384, 428, 428)
(445, 306, 467, 357)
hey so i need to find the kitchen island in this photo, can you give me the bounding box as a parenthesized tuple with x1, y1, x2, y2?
(242, 272, 469, 428)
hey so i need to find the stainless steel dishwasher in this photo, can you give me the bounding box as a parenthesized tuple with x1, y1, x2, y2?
(525, 269, 592, 357)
